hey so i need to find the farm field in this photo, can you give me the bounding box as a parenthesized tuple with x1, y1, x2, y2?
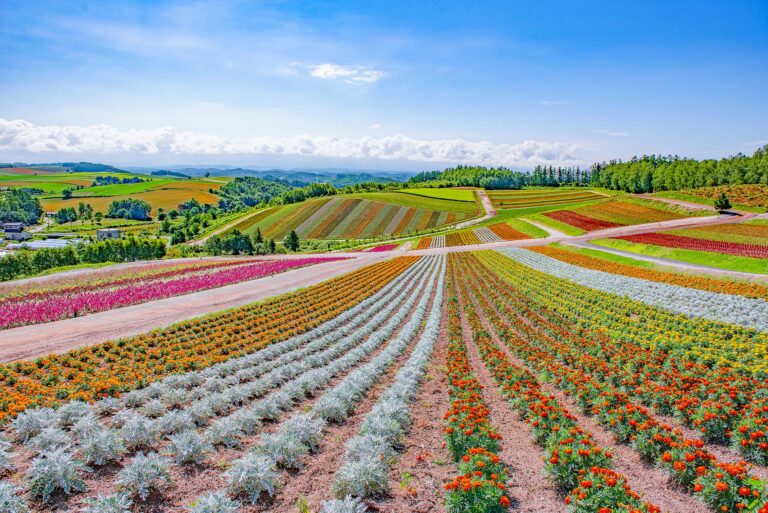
(535, 199, 696, 234)
(590, 219, 768, 273)
(0, 257, 342, 329)
(414, 220, 538, 249)
(229, 194, 476, 240)
(486, 188, 605, 209)
(656, 184, 768, 211)
(0, 246, 765, 513)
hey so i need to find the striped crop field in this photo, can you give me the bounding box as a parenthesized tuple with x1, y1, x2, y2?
(487, 188, 605, 209)
(541, 200, 687, 232)
(4, 249, 768, 513)
(235, 195, 475, 240)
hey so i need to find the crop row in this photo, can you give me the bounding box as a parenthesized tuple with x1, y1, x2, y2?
(487, 223, 530, 241)
(456, 252, 768, 512)
(615, 233, 768, 259)
(669, 222, 768, 247)
(0, 257, 442, 510)
(0, 256, 418, 421)
(441, 272, 509, 513)
(449, 255, 661, 513)
(478, 250, 768, 432)
(0, 258, 344, 329)
(473, 226, 501, 244)
(544, 200, 684, 232)
(499, 248, 768, 331)
(529, 245, 768, 299)
(446, 231, 480, 247)
(487, 190, 604, 209)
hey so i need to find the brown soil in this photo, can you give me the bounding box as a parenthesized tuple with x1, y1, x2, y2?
(455, 283, 566, 513)
(373, 303, 455, 513)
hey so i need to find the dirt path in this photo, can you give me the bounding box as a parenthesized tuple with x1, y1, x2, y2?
(377, 304, 455, 513)
(633, 193, 715, 211)
(0, 255, 388, 362)
(520, 218, 567, 238)
(455, 189, 496, 229)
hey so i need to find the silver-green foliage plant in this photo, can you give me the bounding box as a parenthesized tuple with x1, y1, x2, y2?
(80, 429, 125, 466)
(11, 407, 57, 442)
(167, 430, 212, 465)
(186, 491, 241, 513)
(319, 496, 368, 513)
(225, 453, 281, 504)
(0, 481, 29, 513)
(116, 452, 171, 501)
(26, 448, 87, 503)
(80, 492, 133, 513)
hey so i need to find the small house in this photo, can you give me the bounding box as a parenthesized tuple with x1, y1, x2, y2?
(97, 228, 121, 240)
(2, 223, 31, 241)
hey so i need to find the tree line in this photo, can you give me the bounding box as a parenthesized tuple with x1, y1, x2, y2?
(591, 144, 768, 193)
(0, 236, 166, 281)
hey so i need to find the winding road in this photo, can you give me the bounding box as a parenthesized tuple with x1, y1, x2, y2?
(1, 200, 763, 362)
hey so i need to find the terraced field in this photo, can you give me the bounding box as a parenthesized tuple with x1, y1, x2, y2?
(535, 199, 691, 234)
(487, 188, 605, 209)
(229, 194, 476, 240)
(656, 184, 768, 211)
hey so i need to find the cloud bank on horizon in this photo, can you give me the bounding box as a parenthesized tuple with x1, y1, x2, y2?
(0, 119, 584, 167)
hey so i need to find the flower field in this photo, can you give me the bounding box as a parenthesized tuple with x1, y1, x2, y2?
(611, 222, 768, 259)
(529, 245, 768, 299)
(233, 195, 475, 240)
(414, 223, 533, 249)
(0, 234, 766, 512)
(486, 189, 605, 209)
(543, 200, 687, 232)
(364, 243, 399, 252)
(674, 184, 768, 210)
(0, 258, 345, 329)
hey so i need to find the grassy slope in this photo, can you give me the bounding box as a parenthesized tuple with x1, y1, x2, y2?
(506, 218, 548, 238)
(402, 187, 477, 202)
(592, 238, 768, 274)
(654, 191, 765, 213)
(526, 213, 587, 236)
(346, 191, 478, 215)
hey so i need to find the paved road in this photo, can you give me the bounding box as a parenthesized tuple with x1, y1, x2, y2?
(0, 255, 387, 362)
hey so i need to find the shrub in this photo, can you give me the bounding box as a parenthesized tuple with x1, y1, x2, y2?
(0, 481, 29, 513)
(320, 496, 368, 513)
(29, 427, 71, 453)
(206, 418, 244, 449)
(26, 448, 88, 503)
(81, 492, 133, 513)
(140, 399, 168, 419)
(11, 407, 57, 442)
(120, 414, 154, 451)
(56, 401, 93, 426)
(333, 458, 389, 499)
(282, 414, 326, 452)
(116, 452, 171, 501)
(80, 429, 126, 466)
(225, 453, 281, 504)
(186, 491, 241, 513)
(257, 432, 309, 470)
(167, 431, 212, 465)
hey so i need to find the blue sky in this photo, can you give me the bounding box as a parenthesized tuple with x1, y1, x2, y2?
(1, 0, 766, 170)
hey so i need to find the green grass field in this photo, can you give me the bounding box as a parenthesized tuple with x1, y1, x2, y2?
(347, 191, 479, 215)
(401, 187, 477, 202)
(592, 238, 768, 274)
(487, 188, 606, 209)
(526, 213, 587, 236)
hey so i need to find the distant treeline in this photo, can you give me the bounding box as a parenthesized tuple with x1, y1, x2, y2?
(591, 145, 768, 193)
(409, 165, 592, 189)
(0, 237, 166, 281)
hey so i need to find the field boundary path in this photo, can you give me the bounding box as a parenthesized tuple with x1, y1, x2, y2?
(563, 239, 768, 282)
(520, 218, 567, 238)
(454, 189, 496, 229)
(0, 255, 389, 362)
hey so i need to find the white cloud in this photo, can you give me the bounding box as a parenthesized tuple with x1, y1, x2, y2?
(0, 119, 584, 167)
(593, 129, 630, 137)
(308, 64, 384, 85)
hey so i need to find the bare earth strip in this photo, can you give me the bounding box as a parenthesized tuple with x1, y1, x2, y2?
(0, 255, 389, 362)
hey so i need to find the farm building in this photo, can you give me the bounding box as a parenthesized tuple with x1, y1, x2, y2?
(97, 228, 121, 240)
(2, 223, 31, 241)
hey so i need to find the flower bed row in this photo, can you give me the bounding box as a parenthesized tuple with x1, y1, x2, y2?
(544, 210, 621, 231)
(615, 232, 768, 258)
(0, 256, 418, 422)
(477, 250, 768, 460)
(0, 258, 346, 329)
(442, 276, 508, 513)
(446, 231, 481, 247)
(449, 256, 660, 513)
(365, 243, 399, 252)
(529, 245, 768, 299)
(460, 252, 768, 512)
(488, 223, 530, 241)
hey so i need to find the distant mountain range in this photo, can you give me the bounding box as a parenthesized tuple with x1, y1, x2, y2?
(0, 162, 417, 187)
(127, 166, 416, 186)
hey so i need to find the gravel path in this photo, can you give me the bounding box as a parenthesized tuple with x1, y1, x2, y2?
(0, 255, 388, 362)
